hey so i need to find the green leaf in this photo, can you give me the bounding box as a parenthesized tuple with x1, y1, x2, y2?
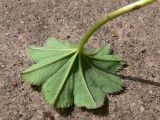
(42, 53, 77, 107)
(74, 55, 105, 108)
(27, 38, 76, 62)
(21, 38, 123, 109)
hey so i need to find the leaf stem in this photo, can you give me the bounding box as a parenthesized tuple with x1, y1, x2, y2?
(78, 0, 157, 52)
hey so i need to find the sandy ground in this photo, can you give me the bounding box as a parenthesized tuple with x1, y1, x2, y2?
(0, 0, 160, 120)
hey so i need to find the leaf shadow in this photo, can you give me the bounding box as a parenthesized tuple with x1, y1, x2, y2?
(31, 85, 75, 116)
(31, 85, 42, 91)
(55, 106, 74, 116)
(31, 84, 110, 116)
(120, 75, 160, 87)
(55, 99, 109, 117)
(30, 74, 160, 117)
(109, 86, 126, 96)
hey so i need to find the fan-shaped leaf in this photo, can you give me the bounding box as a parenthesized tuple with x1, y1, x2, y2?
(21, 38, 123, 109)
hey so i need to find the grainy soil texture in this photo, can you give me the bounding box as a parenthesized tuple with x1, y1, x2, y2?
(0, 0, 160, 120)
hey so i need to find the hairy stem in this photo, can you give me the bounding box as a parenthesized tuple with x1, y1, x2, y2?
(78, 0, 156, 52)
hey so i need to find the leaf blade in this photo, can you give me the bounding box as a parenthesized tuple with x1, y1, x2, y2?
(74, 55, 105, 109)
(83, 56, 123, 93)
(27, 38, 76, 62)
(22, 40, 124, 109)
(42, 53, 77, 106)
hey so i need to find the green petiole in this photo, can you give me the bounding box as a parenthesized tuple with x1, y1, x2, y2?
(78, 0, 157, 52)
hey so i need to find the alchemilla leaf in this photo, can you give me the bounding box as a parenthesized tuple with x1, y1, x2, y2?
(21, 0, 156, 109)
(21, 38, 123, 109)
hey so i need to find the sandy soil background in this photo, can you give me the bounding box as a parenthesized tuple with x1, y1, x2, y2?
(0, 0, 160, 120)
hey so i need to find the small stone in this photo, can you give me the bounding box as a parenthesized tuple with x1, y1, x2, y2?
(141, 49, 146, 53)
(12, 80, 18, 86)
(20, 21, 24, 24)
(149, 90, 153, 94)
(112, 32, 118, 37)
(1, 64, 6, 68)
(43, 26, 48, 29)
(140, 106, 145, 112)
(5, 33, 10, 35)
